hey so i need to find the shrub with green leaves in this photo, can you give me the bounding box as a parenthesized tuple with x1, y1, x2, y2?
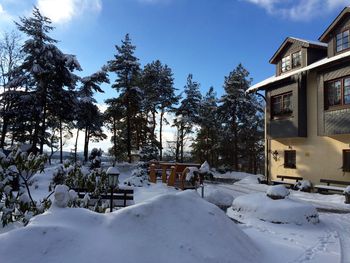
(0, 147, 49, 226)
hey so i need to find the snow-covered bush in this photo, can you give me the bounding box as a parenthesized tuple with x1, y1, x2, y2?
(294, 180, 312, 192)
(205, 189, 234, 210)
(140, 143, 159, 161)
(266, 185, 289, 200)
(345, 186, 350, 194)
(0, 147, 49, 226)
(123, 162, 149, 187)
(89, 148, 102, 169)
(54, 185, 70, 208)
(198, 161, 214, 181)
(232, 193, 319, 224)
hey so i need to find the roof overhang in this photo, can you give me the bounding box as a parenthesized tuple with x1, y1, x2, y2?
(247, 50, 350, 94)
(269, 37, 327, 64)
(319, 6, 350, 42)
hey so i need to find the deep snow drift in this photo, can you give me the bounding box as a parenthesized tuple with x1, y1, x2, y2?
(0, 191, 262, 263)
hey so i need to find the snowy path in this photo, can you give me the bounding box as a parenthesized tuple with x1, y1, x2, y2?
(321, 213, 350, 263)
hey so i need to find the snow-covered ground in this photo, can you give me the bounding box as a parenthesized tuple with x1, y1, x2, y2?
(1, 164, 350, 263)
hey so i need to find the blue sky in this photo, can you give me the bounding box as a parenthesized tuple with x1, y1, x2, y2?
(0, 0, 349, 152)
(0, 0, 349, 104)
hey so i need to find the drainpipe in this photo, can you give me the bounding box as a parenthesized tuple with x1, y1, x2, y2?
(254, 92, 269, 184)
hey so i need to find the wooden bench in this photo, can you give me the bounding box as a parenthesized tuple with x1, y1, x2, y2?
(314, 179, 350, 194)
(72, 187, 134, 207)
(271, 175, 303, 188)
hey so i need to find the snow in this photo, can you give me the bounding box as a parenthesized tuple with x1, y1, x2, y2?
(185, 166, 199, 181)
(247, 49, 350, 93)
(213, 170, 255, 180)
(2, 163, 350, 263)
(0, 191, 262, 263)
(289, 37, 328, 47)
(199, 161, 210, 173)
(205, 189, 234, 207)
(53, 185, 70, 208)
(231, 193, 319, 225)
(345, 186, 350, 194)
(106, 166, 120, 175)
(266, 185, 290, 199)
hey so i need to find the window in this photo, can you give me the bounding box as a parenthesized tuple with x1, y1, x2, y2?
(343, 149, 350, 172)
(281, 51, 302, 73)
(281, 56, 291, 73)
(292, 51, 302, 68)
(325, 77, 350, 109)
(284, 150, 296, 169)
(336, 30, 350, 52)
(271, 92, 293, 118)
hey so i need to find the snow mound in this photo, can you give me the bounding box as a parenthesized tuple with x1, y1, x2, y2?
(214, 171, 256, 180)
(0, 191, 262, 263)
(205, 189, 234, 208)
(232, 193, 319, 225)
(266, 185, 289, 199)
(199, 161, 210, 173)
(235, 174, 262, 185)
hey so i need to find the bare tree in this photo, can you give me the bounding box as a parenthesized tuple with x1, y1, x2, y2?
(0, 31, 23, 148)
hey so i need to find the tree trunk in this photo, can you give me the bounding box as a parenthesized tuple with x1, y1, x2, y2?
(59, 118, 63, 164)
(180, 123, 184, 163)
(74, 129, 79, 163)
(84, 126, 89, 162)
(39, 92, 47, 154)
(159, 111, 164, 161)
(0, 117, 8, 148)
(113, 117, 117, 160)
(126, 93, 132, 163)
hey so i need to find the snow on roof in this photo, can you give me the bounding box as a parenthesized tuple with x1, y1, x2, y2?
(288, 37, 328, 47)
(247, 50, 350, 93)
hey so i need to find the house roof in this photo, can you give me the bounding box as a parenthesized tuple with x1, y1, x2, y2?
(247, 49, 350, 93)
(319, 6, 350, 42)
(269, 37, 327, 64)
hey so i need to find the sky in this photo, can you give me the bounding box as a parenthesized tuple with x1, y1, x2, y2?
(0, 0, 349, 153)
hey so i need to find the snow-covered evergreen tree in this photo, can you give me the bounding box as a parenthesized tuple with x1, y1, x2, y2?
(192, 87, 220, 165)
(174, 74, 202, 162)
(8, 7, 81, 153)
(218, 64, 263, 172)
(108, 34, 142, 163)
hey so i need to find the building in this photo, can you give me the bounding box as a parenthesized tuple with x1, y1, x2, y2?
(247, 7, 350, 185)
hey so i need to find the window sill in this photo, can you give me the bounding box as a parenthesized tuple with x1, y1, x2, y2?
(284, 166, 296, 169)
(271, 114, 293, 120)
(324, 105, 350, 112)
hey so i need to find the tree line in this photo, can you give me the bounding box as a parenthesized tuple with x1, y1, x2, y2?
(0, 8, 264, 173)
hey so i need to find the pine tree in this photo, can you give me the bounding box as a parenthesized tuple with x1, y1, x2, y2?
(218, 64, 263, 171)
(104, 97, 127, 162)
(75, 69, 109, 162)
(9, 7, 81, 153)
(174, 74, 202, 162)
(142, 60, 178, 160)
(108, 34, 141, 163)
(192, 87, 220, 165)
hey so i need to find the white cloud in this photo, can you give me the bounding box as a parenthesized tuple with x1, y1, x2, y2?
(244, 0, 349, 21)
(37, 0, 102, 24)
(0, 3, 14, 25)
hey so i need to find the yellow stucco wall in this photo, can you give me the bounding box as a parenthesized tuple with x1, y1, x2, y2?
(269, 71, 350, 184)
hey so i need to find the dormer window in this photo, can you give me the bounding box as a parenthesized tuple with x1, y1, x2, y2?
(281, 56, 291, 72)
(336, 30, 350, 52)
(292, 51, 301, 68)
(281, 51, 301, 73)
